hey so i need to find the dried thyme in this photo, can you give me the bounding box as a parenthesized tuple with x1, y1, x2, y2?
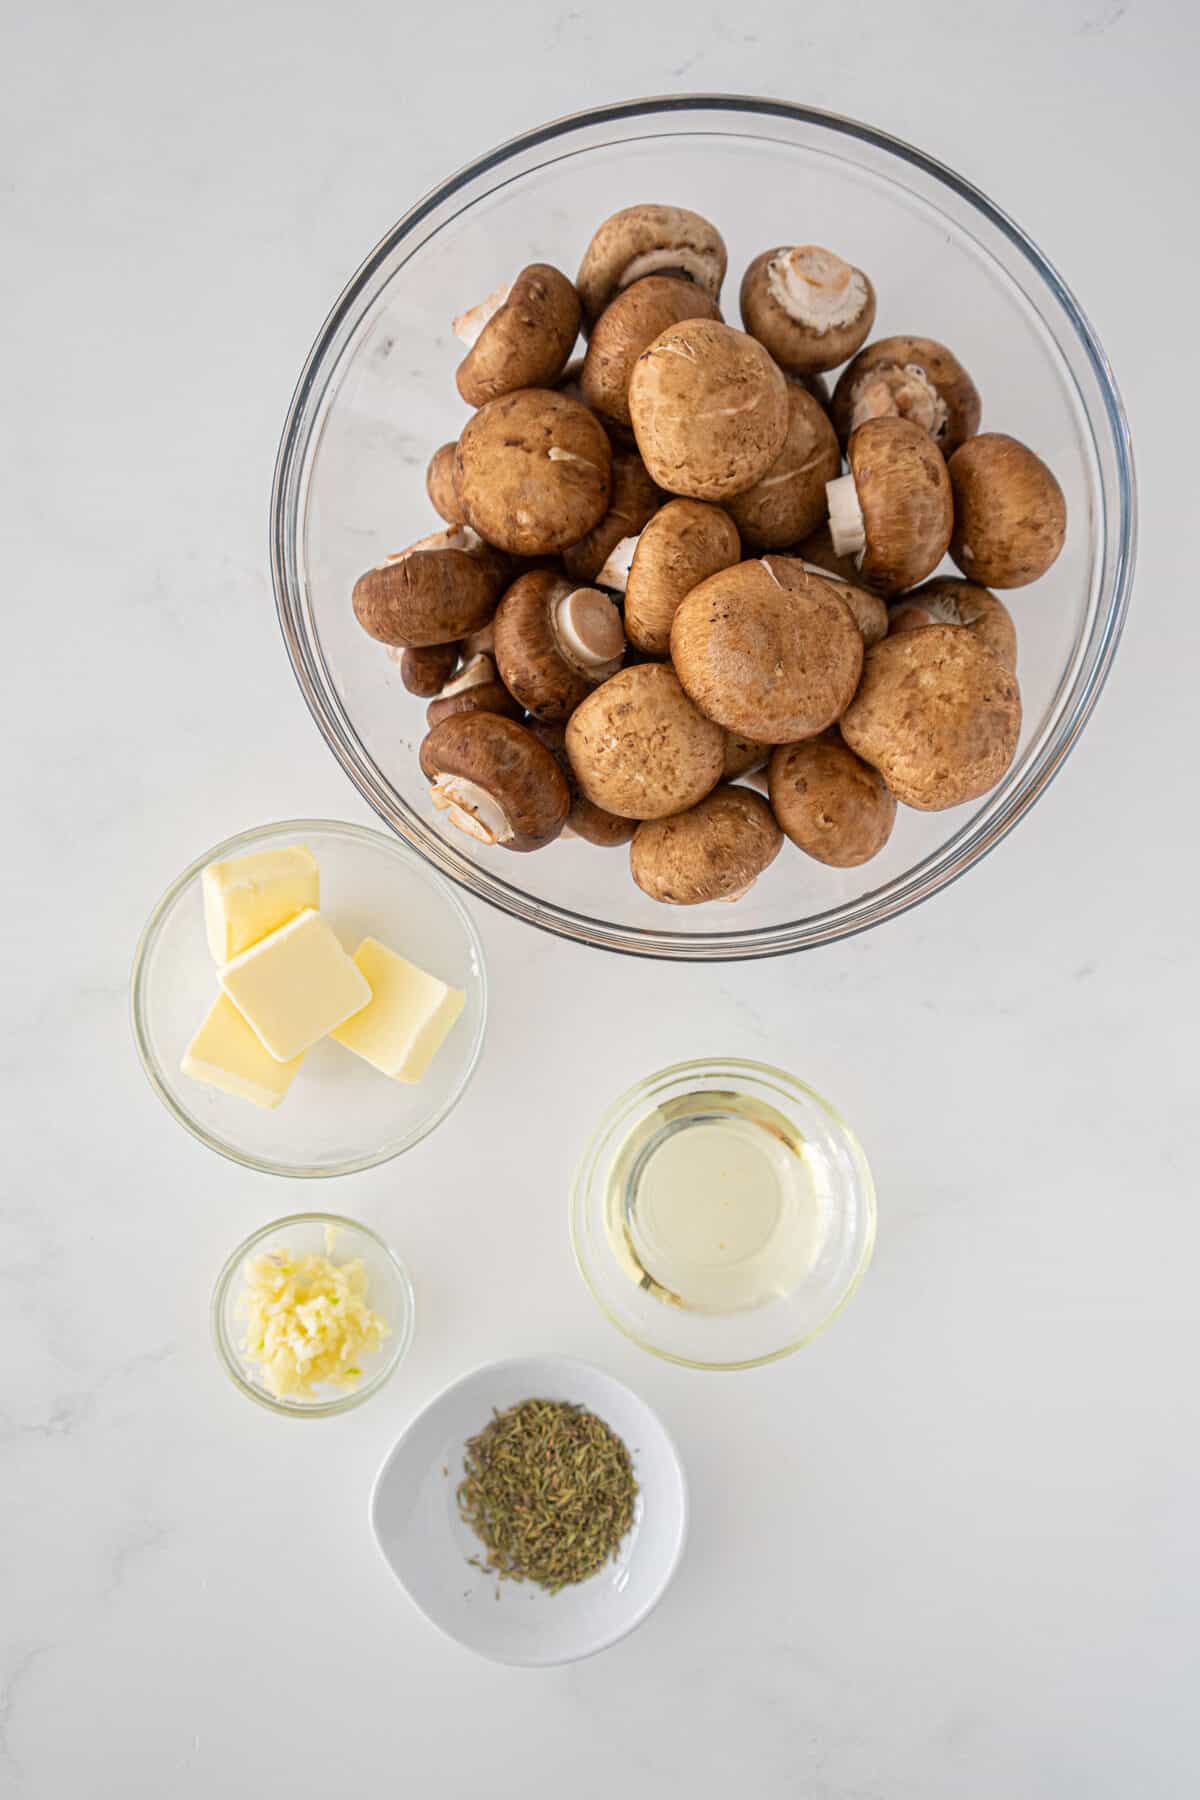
(457, 1398, 638, 1594)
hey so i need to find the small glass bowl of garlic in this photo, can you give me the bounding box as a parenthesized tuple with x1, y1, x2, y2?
(212, 1214, 415, 1416)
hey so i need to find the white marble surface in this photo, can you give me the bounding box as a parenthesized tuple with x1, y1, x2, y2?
(3, 2, 1198, 1794)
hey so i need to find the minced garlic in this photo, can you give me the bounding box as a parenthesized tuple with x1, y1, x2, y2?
(236, 1234, 389, 1399)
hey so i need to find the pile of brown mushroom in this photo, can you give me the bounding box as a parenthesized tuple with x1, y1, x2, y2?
(351, 202, 1067, 906)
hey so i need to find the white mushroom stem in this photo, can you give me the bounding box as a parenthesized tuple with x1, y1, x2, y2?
(595, 533, 641, 594)
(383, 524, 485, 565)
(850, 366, 948, 440)
(462, 620, 496, 658)
(766, 246, 868, 333)
(430, 775, 513, 846)
(826, 473, 867, 561)
(618, 246, 721, 292)
(555, 589, 625, 670)
(437, 654, 494, 697)
(452, 281, 513, 348)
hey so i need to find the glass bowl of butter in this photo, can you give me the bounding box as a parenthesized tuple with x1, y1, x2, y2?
(131, 819, 487, 1176)
(212, 1213, 415, 1416)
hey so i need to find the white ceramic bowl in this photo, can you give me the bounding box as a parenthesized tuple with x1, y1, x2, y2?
(369, 1355, 688, 1665)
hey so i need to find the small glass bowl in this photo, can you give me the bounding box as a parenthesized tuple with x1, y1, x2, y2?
(212, 1213, 415, 1417)
(571, 1058, 876, 1370)
(131, 819, 487, 1177)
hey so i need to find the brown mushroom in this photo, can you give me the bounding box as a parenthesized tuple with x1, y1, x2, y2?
(453, 265, 581, 407)
(575, 204, 727, 328)
(425, 654, 520, 727)
(395, 641, 459, 697)
(740, 245, 876, 376)
(831, 336, 981, 457)
(351, 526, 506, 647)
(768, 734, 896, 866)
(794, 522, 865, 586)
(947, 433, 1067, 588)
(493, 569, 625, 721)
(580, 276, 722, 426)
(419, 712, 570, 851)
(889, 578, 1017, 673)
(629, 318, 790, 502)
(622, 498, 741, 655)
(526, 721, 636, 847)
(630, 785, 783, 905)
(565, 663, 724, 820)
(670, 557, 863, 743)
(426, 442, 466, 525)
(726, 383, 841, 549)
(840, 626, 1022, 810)
(562, 449, 660, 583)
(456, 388, 612, 557)
(783, 546, 889, 648)
(722, 731, 772, 779)
(825, 417, 954, 595)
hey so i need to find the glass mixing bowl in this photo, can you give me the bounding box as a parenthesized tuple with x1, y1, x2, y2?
(271, 96, 1135, 961)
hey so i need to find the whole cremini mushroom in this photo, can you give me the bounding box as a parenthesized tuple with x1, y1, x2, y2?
(565, 662, 724, 820)
(527, 721, 636, 847)
(629, 318, 789, 502)
(670, 557, 863, 743)
(493, 569, 625, 721)
(726, 383, 841, 550)
(419, 711, 570, 851)
(425, 654, 519, 727)
(580, 275, 721, 427)
(426, 442, 467, 525)
(456, 388, 612, 556)
(768, 734, 897, 866)
(351, 526, 506, 646)
(825, 416, 954, 595)
(947, 433, 1067, 588)
(395, 641, 459, 697)
(621, 498, 741, 655)
(453, 265, 581, 408)
(840, 625, 1022, 811)
(831, 335, 981, 458)
(889, 577, 1017, 673)
(740, 244, 876, 376)
(576, 204, 727, 328)
(630, 785, 783, 905)
(562, 449, 660, 584)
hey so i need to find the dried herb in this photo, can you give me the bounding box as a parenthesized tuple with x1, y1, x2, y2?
(457, 1398, 638, 1594)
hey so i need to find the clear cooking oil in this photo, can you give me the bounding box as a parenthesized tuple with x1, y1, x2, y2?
(603, 1089, 830, 1315)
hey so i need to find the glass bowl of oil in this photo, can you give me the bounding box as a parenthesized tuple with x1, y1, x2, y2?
(570, 1059, 876, 1370)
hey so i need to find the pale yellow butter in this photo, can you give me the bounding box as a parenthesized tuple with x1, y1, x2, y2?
(181, 991, 304, 1110)
(331, 937, 465, 1082)
(220, 908, 371, 1062)
(203, 845, 319, 963)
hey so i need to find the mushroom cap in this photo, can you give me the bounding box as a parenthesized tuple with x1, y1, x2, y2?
(419, 712, 570, 851)
(493, 568, 624, 721)
(794, 522, 866, 587)
(768, 734, 897, 866)
(722, 731, 772, 779)
(526, 720, 636, 846)
(456, 388, 612, 556)
(352, 531, 503, 646)
(831, 335, 981, 457)
(630, 784, 783, 905)
(398, 641, 459, 697)
(840, 625, 1022, 811)
(562, 449, 660, 583)
(628, 318, 790, 502)
(565, 662, 725, 820)
(576, 204, 727, 328)
(889, 577, 1017, 673)
(425, 652, 520, 727)
(455, 265, 581, 408)
(426, 442, 466, 525)
(670, 556, 864, 743)
(846, 416, 954, 595)
(580, 275, 722, 427)
(624, 498, 741, 655)
(726, 383, 841, 549)
(947, 433, 1067, 588)
(740, 245, 876, 375)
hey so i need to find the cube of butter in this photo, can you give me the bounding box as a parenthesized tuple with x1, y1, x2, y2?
(203, 845, 319, 963)
(220, 908, 371, 1062)
(331, 938, 465, 1082)
(181, 991, 304, 1110)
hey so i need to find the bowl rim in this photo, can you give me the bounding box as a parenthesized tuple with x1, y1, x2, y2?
(271, 93, 1137, 962)
(129, 816, 488, 1176)
(368, 1352, 690, 1665)
(570, 1055, 877, 1369)
(210, 1210, 416, 1417)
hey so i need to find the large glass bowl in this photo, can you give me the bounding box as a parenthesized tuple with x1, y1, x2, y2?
(271, 96, 1135, 961)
